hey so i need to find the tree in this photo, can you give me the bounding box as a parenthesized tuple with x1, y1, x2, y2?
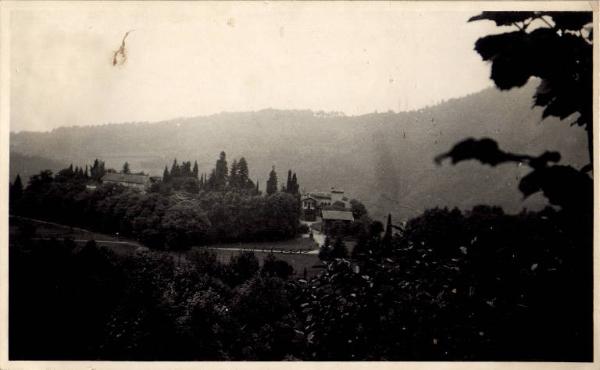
(199, 173, 206, 189)
(207, 169, 217, 191)
(382, 213, 393, 248)
(291, 173, 299, 194)
(266, 166, 278, 195)
(238, 157, 250, 189)
(350, 199, 368, 219)
(161, 200, 211, 251)
(286, 170, 292, 193)
(181, 178, 200, 194)
(230, 159, 239, 189)
(468, 11, 593, 169)
(10, 174, 24, 211)
(90, 159, 106, 181)
(122, 162, 131, 174)
(215, 151, 228, 190)
(171, 159, 180, 178)
(163, 166, 170, 183)
(227, 251, 260, 286)
(437, 12, 593, 216)
(261, 253, 294, 279)
(331, 237, 348, 259)
(193, 161, 199, 179)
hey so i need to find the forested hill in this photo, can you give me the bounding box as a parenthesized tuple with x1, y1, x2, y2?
(10, 81, 588, 221)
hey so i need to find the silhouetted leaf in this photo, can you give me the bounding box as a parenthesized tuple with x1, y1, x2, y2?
(545, 12, 592, 31)
(468, 11, 537, 26)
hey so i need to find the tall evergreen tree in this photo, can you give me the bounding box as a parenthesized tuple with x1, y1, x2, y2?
(193, 161, 199, 179)
(266, 166, 278, 195)
(10, 174, 23, 202)
(286, 170, 292, 192)
(122, 162, 130, 174)
(171, 159, 180, 178)
(163, 166, 170, 182)
(291, 173, 299, 194)
(214, 151, 228, 190)
(90, 159, 105, 181)
(230, 159, 239, 188)
(239, 157, 251, 189)
(181, 161, 192, 177)
(84, 165, 89, 179)
(207, 169, 217, 191)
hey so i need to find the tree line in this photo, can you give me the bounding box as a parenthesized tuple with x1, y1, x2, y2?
(9, 151, 303, 249)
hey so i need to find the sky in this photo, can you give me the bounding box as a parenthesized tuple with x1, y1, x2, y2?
(8, 3, 504, 132)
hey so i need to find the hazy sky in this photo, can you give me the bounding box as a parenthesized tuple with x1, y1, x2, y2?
(9, 3, 504, 132)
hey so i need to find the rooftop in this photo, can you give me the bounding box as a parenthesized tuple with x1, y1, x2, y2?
(322, 210, 355, 222)
(102, 173, 149, 185)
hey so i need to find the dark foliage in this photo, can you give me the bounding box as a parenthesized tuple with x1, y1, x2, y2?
(469, 11, 593, 166)
(13, 162, 301, 249)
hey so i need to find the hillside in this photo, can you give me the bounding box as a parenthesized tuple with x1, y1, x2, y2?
(10, 81, 588, 221)
(9, 153, 67, 185)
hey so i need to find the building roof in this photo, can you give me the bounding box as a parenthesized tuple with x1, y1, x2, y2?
(322, 210, 355, 222)
(309, 192, 332, 200)
(102, 173, 149, 185)
(301, 195, 317, 202)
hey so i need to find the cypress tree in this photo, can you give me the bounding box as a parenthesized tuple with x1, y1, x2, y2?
(181, 161, 192, 177)
(163, 166, 170, 182)
(171, 159, 179, 178)
(207, 169, 217, 191)
(122, 162, 130, 174)
(11, 174, 23, 199)
(291, 173, 299, 194)
(215, 151, 228, 190)
(230, 159, 239, 188)
(266, 166, 278, 195)
(91, 159, 103, 181)
(239, 157, 250, 188)
(286, 170, 292, 192)
(193, 161, 199, 179)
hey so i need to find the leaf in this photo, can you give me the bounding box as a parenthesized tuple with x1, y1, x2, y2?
(546, 12, 592, 31)
(435, 138, 516, 166)
(468, 11, 537, 26)
(518, 165, 592, 211)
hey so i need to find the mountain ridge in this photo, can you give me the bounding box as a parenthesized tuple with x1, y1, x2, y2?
(10, 81, 588, 221)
